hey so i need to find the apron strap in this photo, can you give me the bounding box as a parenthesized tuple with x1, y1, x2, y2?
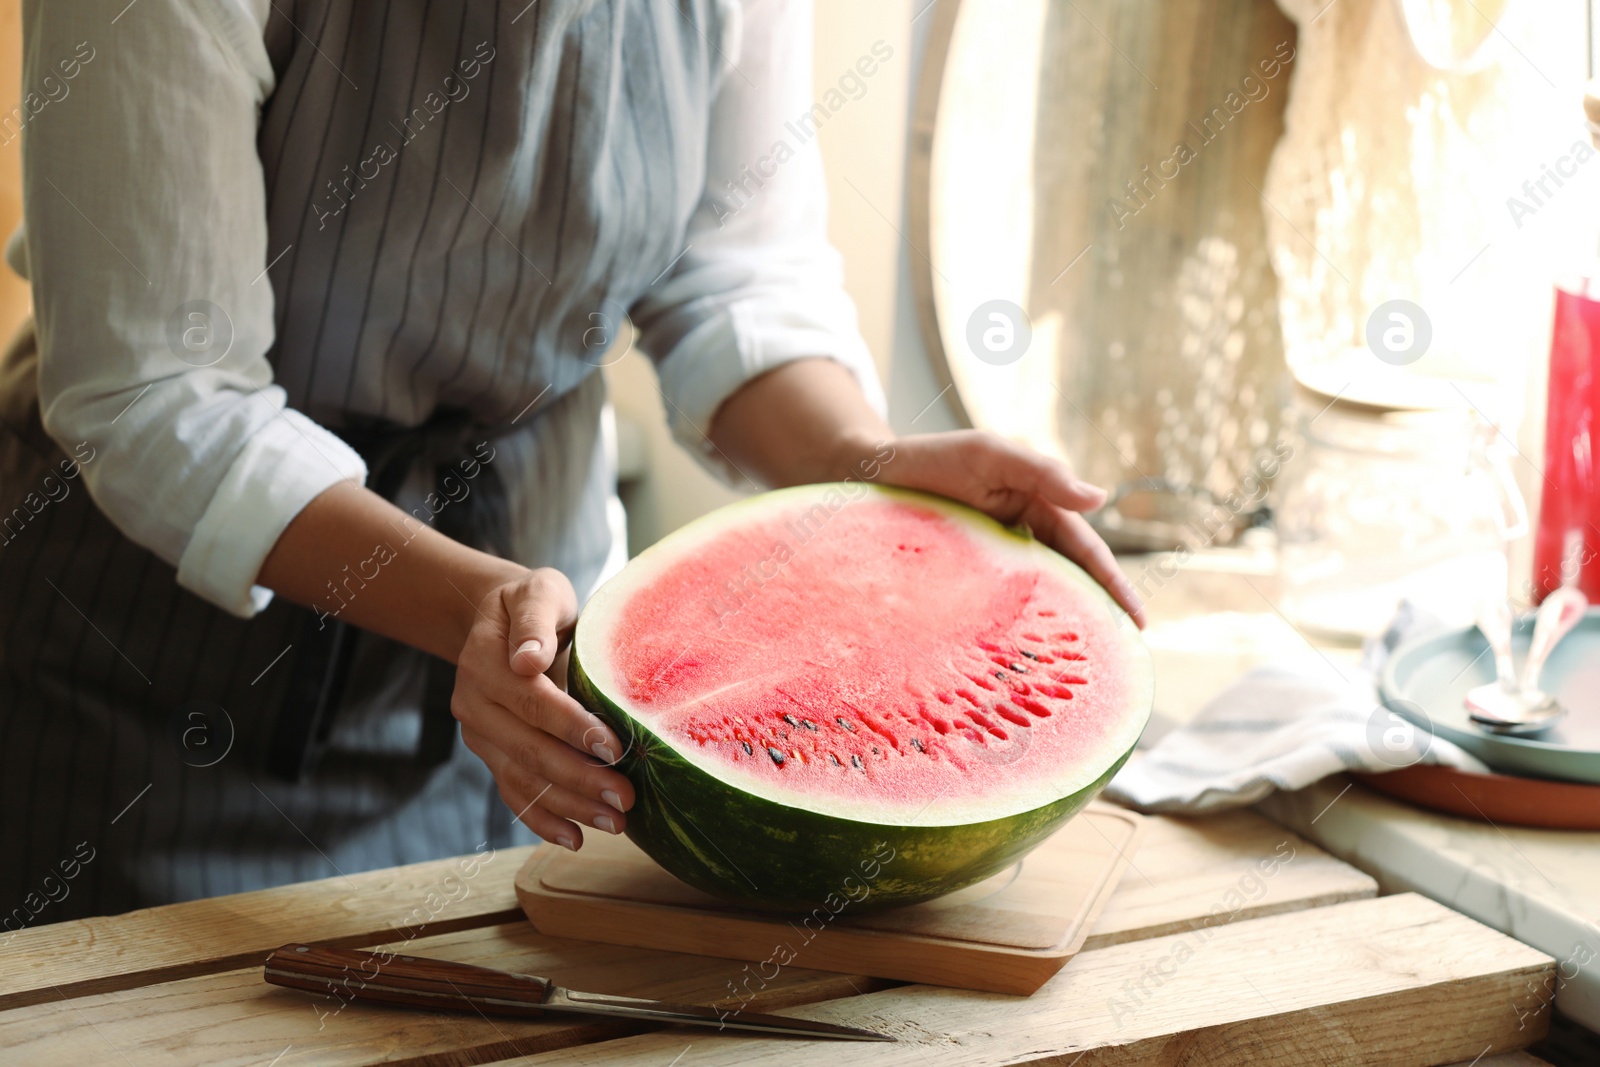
(266, 407, 522, 782)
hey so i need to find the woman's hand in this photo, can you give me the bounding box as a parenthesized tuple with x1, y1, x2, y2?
(258, 483, 631, 850)
(453, 567, 634, 850)
(865, 431, 1146, 628)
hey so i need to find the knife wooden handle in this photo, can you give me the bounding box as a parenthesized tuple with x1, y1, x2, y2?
(264, 943, 554, 1017)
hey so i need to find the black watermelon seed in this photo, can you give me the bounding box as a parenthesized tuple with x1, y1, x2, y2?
(740, 740, 753, 756)
(836, 717, 857, 732)
(800, 718, 819, 731)
(871, 746, 881, 755)
(768, 747, 786, 765)
(782, 713, 799, 727)
(829, 753, 842, 767)
(910, 738, 925, 752)
(994, 671, 1007, 681)
(1020, 650, 1040, 660)
(851, 754, 863, 769)
(1008, 662, 1029, 673)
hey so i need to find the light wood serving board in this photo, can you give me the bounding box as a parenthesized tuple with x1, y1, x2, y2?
(514, 802, 1145, 995)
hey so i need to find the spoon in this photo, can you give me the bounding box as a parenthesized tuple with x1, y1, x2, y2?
(1465, 589, 1587, 735)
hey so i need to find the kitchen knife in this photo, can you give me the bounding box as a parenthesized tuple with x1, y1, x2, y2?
(264, 943, 893, 1041)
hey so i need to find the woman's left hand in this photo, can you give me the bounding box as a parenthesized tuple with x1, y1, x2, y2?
(865, 431, 1145, 628)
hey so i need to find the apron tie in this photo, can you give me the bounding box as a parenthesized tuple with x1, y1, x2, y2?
(266, 407, 523, 782)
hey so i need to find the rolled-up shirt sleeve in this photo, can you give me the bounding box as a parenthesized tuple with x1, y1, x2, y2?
(628, 0, 887, 481)
(19, 0, 366, 617)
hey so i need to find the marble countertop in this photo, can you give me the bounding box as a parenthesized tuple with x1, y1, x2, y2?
(1133, 560, 1600, 1034)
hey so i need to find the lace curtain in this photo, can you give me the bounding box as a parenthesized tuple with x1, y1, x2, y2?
(1263, 0, 1588, 420)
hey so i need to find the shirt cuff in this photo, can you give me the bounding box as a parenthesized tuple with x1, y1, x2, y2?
(653, 297, 888, 484)
(177, 411, 368, 617)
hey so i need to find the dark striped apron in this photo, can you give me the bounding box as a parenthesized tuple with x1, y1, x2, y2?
(0, 0, 714, 925)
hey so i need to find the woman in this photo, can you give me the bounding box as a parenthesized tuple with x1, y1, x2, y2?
(0, 0, 1141, 928)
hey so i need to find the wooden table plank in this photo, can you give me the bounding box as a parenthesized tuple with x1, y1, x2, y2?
(1085, 809, 1376, 949)
(0, 813, 1384, 1067)
(0, 897, 1546, 1067)
(2, 809, 1370, 1013)
(0, 921, 884, 1067)
(498, 895, 1554, 1067)
(0, 846, 532, 1010)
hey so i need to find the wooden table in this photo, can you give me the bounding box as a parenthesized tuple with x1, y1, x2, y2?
(0, 806, 1558, 1065)
(1124, 559, 1600, 1046)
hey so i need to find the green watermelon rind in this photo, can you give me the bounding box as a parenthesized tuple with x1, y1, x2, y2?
(569, 484, 1151, 914)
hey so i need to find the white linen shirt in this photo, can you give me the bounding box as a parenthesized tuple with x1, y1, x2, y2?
(14, 0, 884, 616)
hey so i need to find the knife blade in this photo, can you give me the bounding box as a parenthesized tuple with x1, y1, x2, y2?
(263, 943, 893, 1042)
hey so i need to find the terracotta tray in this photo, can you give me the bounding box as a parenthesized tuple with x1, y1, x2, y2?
(1354, 764, 1600, 830)
(515, 802, 1144, 995)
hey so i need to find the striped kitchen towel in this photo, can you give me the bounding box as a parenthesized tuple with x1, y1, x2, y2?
(1106, 604, 1489, 814)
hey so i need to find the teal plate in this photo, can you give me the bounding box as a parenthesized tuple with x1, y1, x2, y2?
(1380, 609, 1600, 784)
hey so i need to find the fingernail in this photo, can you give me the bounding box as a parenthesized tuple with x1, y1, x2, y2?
(602, 789, 624, 812)
(591, 742, 617, 764)
(515, 639, 542, 659)
(594, 814, 618, 834)
(554, 833, 577, 851)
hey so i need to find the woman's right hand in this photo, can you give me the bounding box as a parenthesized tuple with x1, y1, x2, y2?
(453, 567, 634, 850)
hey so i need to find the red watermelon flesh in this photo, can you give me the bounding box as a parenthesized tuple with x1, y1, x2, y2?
(587, 486, 1145, 825)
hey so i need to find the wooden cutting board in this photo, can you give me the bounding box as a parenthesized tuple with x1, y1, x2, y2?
(515, 802, 1144, 995)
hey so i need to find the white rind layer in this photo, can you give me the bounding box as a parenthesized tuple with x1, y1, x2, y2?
(575, 483, 1153, 826)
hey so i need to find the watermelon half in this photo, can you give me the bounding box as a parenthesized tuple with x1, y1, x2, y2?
(571, 483, 1152, 913)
